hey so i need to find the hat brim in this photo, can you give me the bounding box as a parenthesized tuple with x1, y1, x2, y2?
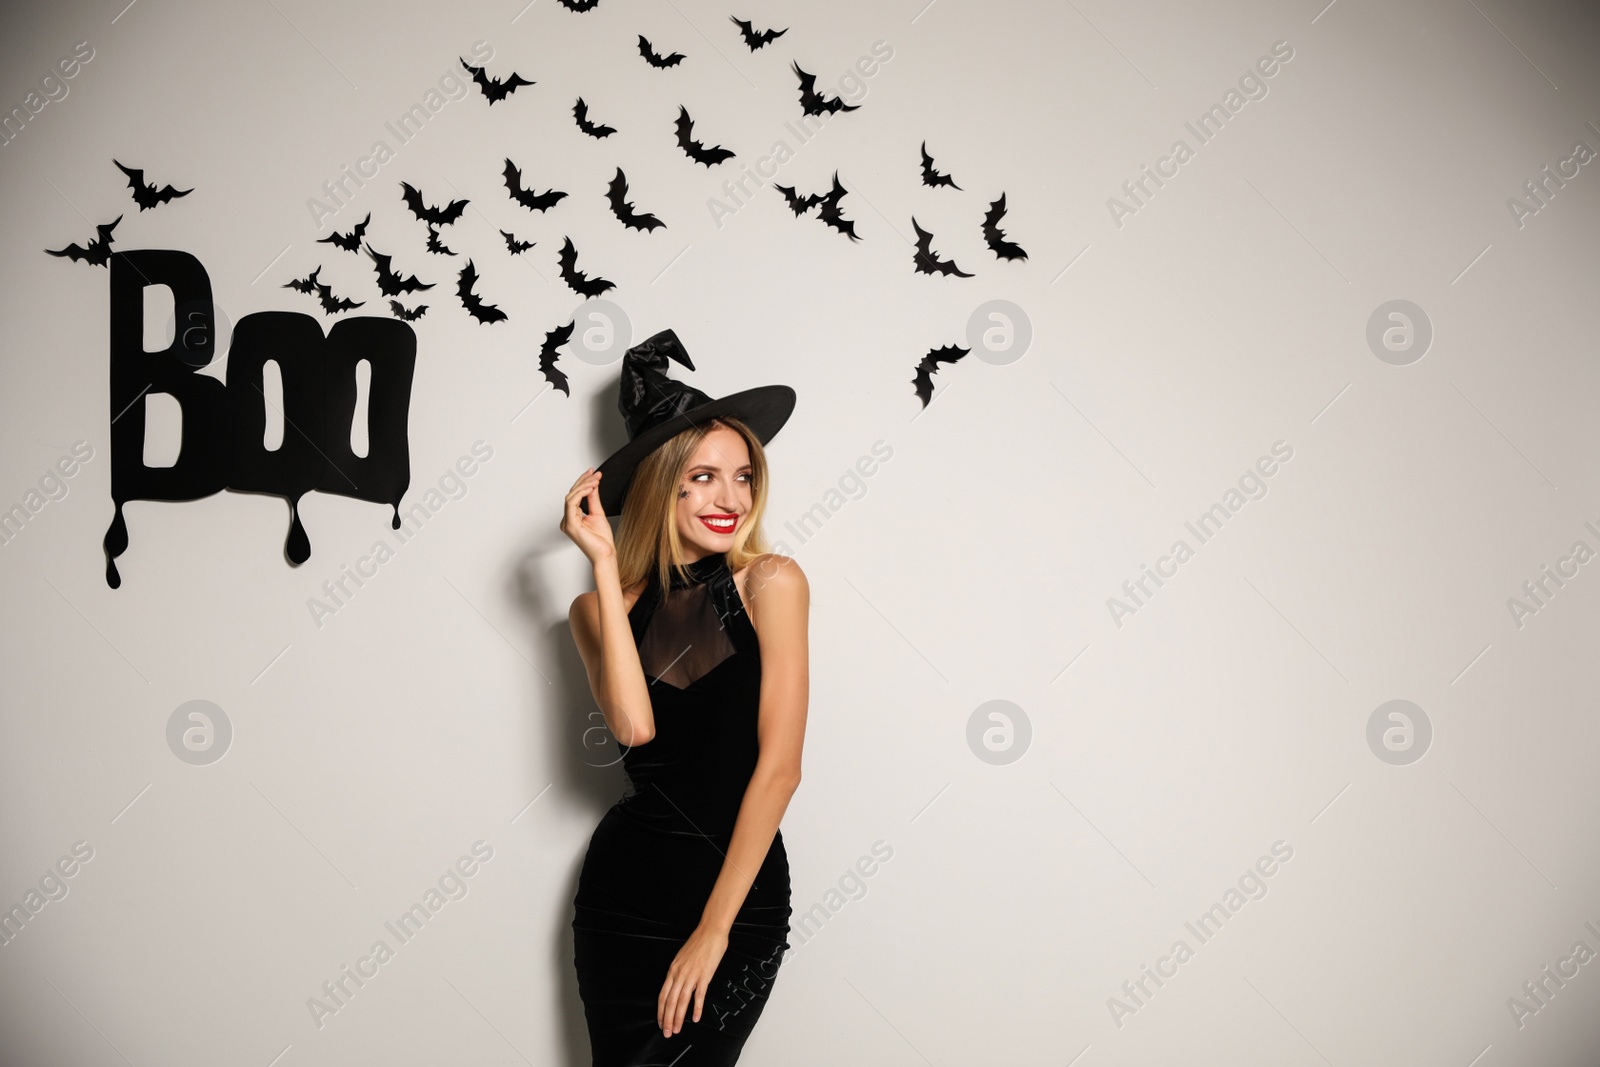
(592, 384, 797, 516)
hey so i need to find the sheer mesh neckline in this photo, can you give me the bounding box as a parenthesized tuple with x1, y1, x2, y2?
(638, 552, 739, 690)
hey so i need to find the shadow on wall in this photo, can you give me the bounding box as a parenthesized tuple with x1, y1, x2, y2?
(514, 533, 633, 1065)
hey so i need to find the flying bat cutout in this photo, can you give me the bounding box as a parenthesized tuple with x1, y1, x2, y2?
(813, 172, 859, 240)
(402, 181, 468, 226)
(675, 105, 735, 166)
(573, 97, 616, 139)
(501, 229, 535, 254)
(504, 159, 568, 213)
(606, 168, 664, 232)
(388, 300, 427, 320)
(557, 0, 600, 10)
(910, 217, 973, 278)
(45, 215, 121, 267)
(283, 266, 365, 315)
(101, 250, 417, 589)
(731, 16, 786, 50)
(775, 173, 857, 239)
(365, 244, 434, 296)
(920, 141, 961, 189)
(557, 236, 614, 297)
(792, 61, 859, 117)
(461, 58, 534, 103)
(774, 183, 821, 216)
(318, 211, 371, 253)
(424, 223, 457, 256)
(638, 35, 685, 68)
(539, 319, 575, 396)
(114, 160, 192, 210)
(911, 344, 969, 407)
(982, 194, 1028, 261)
(456, 260, 507, 323)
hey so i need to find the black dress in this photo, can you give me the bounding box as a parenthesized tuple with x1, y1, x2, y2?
(573, 551, 792, 1065)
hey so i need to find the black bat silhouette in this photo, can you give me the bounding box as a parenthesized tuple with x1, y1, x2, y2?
(730, 16, 786, 50)
(283, 266, 365, 315)
(675, 105, 735, 166)
(388, 300, 428, 321)
(539, 320, 575, 396)
(318, 211, 371, 253)
(558, 0, 600, 9)
(401, 181, 468, 225)
(557, 236, 614, 297)
(792, 61, 859, 117)
(424, 223, 457, 256)
(501, 229, 535, 254)
(981, 194, 1027, 261)
(503, 159, 568, 213)
(282, 269, 319, 295)
(461, 58, 534, 103)
(911, 344, 969, 407)
(573, 97, 616, 139)
(775, 174, 858, 239)
(45, 215, 121, 267)
(638, 35, 685, 68)
(774, 184, 822, 216)
(456, 260, 507, 324)
(113, 160, 192, 210)
(365, 243, 434, 296)
(919, 141, 961, 189)
(606, 168, 665, 232)
(812, 172, 859, 241)
(910, 217, 972, 277)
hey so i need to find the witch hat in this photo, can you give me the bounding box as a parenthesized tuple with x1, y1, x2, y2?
(585, 328, 796, 517)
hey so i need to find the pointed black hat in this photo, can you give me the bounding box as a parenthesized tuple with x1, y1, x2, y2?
(587, 328, 796, 517)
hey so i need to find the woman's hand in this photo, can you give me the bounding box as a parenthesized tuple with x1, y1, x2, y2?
(658, 923, 729, 1037)
(560, 467, 617, 565)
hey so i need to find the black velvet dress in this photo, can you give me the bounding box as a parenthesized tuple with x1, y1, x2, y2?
(573, 552, 792, 1065)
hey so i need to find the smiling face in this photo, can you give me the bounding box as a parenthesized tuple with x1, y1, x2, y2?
(675, 424, 753, 558)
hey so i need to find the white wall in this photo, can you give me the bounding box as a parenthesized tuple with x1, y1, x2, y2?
(3, 0, 1599, 1063)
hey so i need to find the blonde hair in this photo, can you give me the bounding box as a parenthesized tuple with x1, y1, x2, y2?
(613, 416, 777, 597)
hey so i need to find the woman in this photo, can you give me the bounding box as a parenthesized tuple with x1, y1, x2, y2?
(562, 328, 808, 1064)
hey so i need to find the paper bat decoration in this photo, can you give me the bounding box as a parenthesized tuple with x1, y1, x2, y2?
(574, 97, 616, 139)
(774, 184, 820, 216)
(792, 61, 859, 117)
(389, 300, 427, 320)
(981, 194, 1027, 261)
(558, 0, 600, 10)
(283, 266, 365, 315)
(638, 35, 685, 68)
(539, 320, 575, 395)
(775, 174, 857, 239)
(606, 168, 664, 232)
(424, 223, 457, 256)
(318, 211, 371, 253)
(731, 16, 786, 50)
(919, 141, 961, 189)
(501, 229, 535, 254)
(461, 58, 534, 103)
(910, 217, 972, 277)
(912, 344, 969, 407)
(365, 243, 434, 296)
(557, 236, 614, 297)
(456, 260, 507, 323)
(401, 181, 468, 225)
(503, 159, 568, 213)
(675, 105, 735, 166)
(813, 172, 859, 241)
(113, 160, 192, 210)
(45, 215, 121, 267)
